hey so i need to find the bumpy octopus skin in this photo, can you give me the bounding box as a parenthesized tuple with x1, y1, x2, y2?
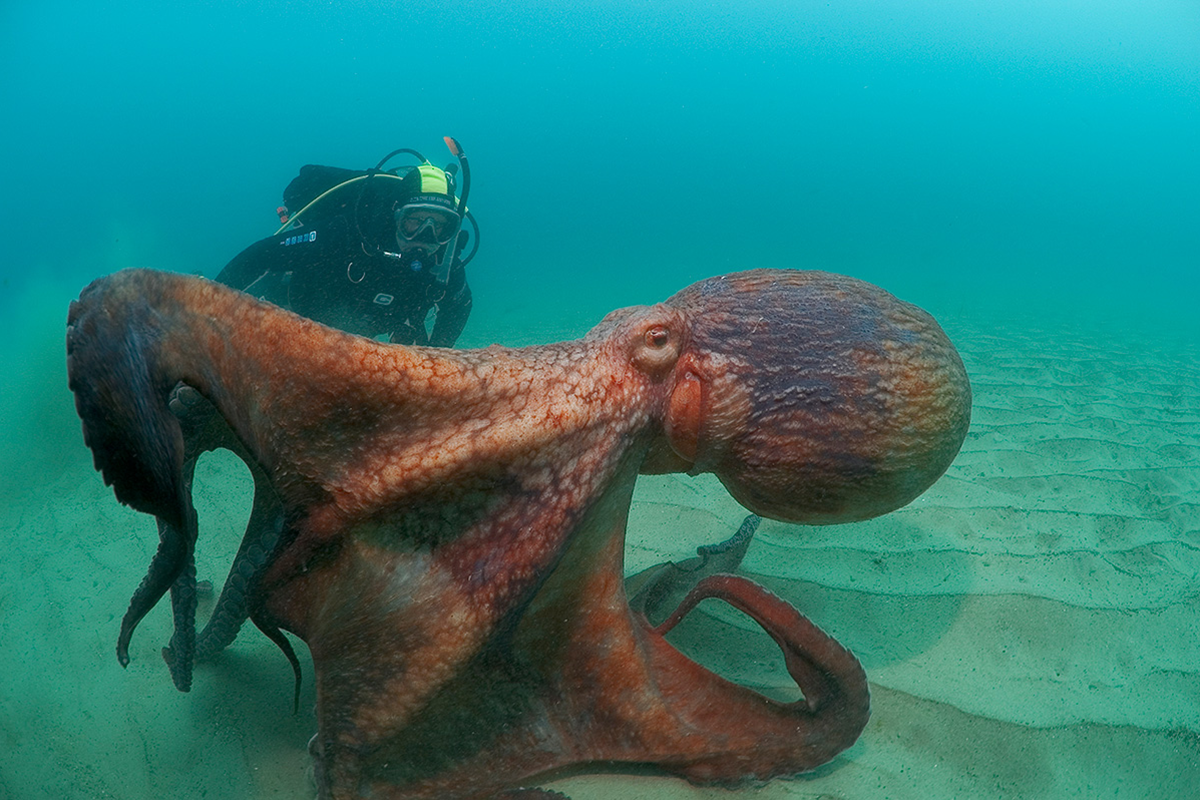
(66, 268, 970, 799)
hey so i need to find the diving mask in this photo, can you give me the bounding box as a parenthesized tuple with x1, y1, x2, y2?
(395, 202, 461, 246)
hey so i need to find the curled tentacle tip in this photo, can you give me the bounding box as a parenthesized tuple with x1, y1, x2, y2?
(116, 633, 132, 668)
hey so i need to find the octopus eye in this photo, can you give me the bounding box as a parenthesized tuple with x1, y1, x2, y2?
(646, 326, 670, 348)
(632, 322, 681, 375)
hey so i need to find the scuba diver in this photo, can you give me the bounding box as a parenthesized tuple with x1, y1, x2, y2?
(142, 139, 478, 696)
(216, 137, 478, 347)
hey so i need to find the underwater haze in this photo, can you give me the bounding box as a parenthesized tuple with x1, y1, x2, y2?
(2, 1, 1199, 798)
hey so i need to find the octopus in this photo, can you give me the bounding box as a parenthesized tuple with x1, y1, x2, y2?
(65, 267, 971, 800)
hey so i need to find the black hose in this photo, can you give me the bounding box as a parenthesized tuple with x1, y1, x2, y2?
(375, 147, 426, 171)
(458, 211, 480, 268)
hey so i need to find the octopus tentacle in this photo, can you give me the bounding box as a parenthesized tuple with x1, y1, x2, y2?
(195, 495, 283, 662)
(654, 572, 870, 744)
(116, 505, 196, 668)
(633, 572, 870, 784)
(534, 517, 867, 789)
(154, 452, 203, 691)
(160, 493, 283, 690)
(161, 536, 198, 691)
(697, 512, 760, 558)
(250, 607, 303, 713)
(627, 512, 760, 626)
(160, 385, 291, 679)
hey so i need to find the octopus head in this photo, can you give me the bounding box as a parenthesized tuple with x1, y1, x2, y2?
(652, 269, 972, 525)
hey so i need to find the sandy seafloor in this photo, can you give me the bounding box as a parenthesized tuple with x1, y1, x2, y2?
(2, 269, 1198, 800)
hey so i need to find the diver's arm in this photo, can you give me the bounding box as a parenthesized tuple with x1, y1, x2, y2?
(428, 267, 472, 347)
(214, 237, 286, 293)
(217, 216, 349, 309)
(388, 319, 430, 347)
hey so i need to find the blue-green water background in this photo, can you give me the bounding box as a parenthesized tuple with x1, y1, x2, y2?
(2, 1, 1199, 798)
(3, 0, 1197, 332)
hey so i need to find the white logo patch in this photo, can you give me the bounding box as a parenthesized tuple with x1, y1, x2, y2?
(281, 231, 317, 246)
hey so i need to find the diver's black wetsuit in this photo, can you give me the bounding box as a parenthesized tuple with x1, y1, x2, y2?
(215, 165, 472, 347)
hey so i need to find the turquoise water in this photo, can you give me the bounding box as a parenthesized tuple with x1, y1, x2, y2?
(2, 1, 1198, 798)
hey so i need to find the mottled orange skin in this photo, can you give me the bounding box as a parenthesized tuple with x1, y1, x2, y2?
(67, 268, 970, 800)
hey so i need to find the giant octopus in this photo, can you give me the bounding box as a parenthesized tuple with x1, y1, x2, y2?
(66, 267, 970, 799)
